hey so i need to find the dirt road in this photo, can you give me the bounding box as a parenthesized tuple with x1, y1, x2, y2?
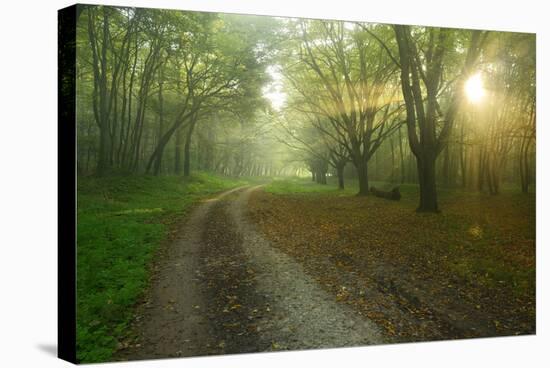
(117, 186, 384, 361)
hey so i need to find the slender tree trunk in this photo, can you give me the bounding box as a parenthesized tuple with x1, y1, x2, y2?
(156, 72, 164, 173)
(183, 119, 197, 177)
(525, 139, 533, 192)
(390, 138, 395, 183)
(147, 102, 200, 175)
(97, 127, 111, 176)
(477, 147, 486, 192)
(442, 145, 450, 186)
(120, 35, 138, 169)
(459, 124, 466, 188)
(174, 125, 183, 174)
(88, 8, 112, 176)
(520, 134, 534, 194)
(398, 125, 405, 184)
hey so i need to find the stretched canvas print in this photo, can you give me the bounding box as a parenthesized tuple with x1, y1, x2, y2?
(58, 3, 536, 364)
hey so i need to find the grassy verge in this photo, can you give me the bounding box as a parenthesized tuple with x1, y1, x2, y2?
(76, 172, 246, 363)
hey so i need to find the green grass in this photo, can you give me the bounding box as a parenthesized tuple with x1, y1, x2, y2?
(265, 176, 354, 195)
(265, 176, 420, 199)
(76, 172, 246, 363)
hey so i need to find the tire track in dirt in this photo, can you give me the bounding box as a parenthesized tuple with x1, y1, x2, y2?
(223, 186, 385, 350)
(199, 196, 273, 354)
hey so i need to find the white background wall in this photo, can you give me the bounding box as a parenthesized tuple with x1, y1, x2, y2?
(0, 0, 546, 367)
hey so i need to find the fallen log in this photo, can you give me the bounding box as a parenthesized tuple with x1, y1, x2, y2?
(370, 186, 401, 201)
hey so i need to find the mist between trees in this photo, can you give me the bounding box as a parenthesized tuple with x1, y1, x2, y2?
(76, 5, 536, 212)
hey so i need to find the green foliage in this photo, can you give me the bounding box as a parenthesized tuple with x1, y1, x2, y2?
(76, 5, 281, 177)
(76, 173, 246, 363)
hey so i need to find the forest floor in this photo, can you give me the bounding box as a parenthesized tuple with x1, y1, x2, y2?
(248, 178, 536, 342)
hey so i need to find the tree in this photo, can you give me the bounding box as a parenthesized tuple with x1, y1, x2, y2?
(145, 13, 272, 176)
(392, 26, 486, 211)
(282, 21, 403, 195)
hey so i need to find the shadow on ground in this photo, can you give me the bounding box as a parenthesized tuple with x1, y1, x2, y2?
(36, 344, 57, 357)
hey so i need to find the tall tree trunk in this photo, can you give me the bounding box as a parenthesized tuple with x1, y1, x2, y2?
(156, 71, 164, 173)
(442, 145, 450, 186)
(459, 124, 466, 188)
(520, 125, 535, 194)
(398, 125, 405, 184)
(394, 25, 484, 212)
(88, 7, 112, 176)
(390, 137, 395, 183)
(97, 122, 111, 176)
(317, 170, 327, 184)
(146, 102, 200, 175)
(356, 161, 369, 196)
(336, 163, 345, 190)
(174, 124, 183, 174)
(477, 147, 486, 192)
(183, 119, 197, 177)
(119, 34, 138, 169)
(519, 141, 530, 193)
(416, 152, 439, 212)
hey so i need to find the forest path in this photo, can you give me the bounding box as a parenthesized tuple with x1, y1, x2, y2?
(117, 185, 384, 361)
